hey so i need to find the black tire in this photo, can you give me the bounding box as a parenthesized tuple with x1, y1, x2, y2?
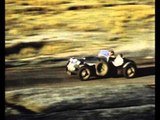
(123, 63, 136, 78)
(95, 61, 109, 77)
(78, 66, 91, 80)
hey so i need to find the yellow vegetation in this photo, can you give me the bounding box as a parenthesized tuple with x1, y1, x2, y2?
(5, 0, 155, 59)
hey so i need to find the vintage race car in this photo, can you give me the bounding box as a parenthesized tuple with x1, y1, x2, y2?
(66, 50, 137, 80)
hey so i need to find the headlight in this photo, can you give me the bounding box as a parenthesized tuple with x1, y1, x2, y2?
(69, 57, 74, 62)
(69, 58, 81, 65)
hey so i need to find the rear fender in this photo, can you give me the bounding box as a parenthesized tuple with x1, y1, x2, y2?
(123, 62, 132, 68)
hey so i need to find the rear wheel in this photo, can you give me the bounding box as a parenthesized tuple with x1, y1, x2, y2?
(78, 66, 91, 80)
(95, 61, 109, 77)
(123, 63, 136, 78)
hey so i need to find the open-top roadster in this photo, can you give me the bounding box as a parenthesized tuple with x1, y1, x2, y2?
(66, 50, 137, 80)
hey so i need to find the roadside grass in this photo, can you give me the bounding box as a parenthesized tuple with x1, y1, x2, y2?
(7, 48, 37, 60)
(6, 0, 154, 37)
(5, 0, 155, 60)
(6, 41, 82, 60)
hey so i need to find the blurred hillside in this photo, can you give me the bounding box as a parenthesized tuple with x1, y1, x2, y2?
(5, 0, 155, 60)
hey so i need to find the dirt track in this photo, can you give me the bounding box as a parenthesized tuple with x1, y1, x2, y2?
(5, 64, 155, 90)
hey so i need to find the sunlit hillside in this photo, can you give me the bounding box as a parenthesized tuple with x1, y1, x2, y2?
(5, 0, 155, 60)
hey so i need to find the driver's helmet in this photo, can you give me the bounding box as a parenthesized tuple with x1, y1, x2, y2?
(109, 50, 115, 56)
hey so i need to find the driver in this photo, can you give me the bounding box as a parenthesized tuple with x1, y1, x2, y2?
(98, 49, 116, 61)
(108, 50, 116, 61)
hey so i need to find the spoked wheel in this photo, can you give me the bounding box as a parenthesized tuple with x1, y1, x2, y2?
(78, 66, 91, 80)
(123, 64, 136, 78)
(95, 61, 109, 77)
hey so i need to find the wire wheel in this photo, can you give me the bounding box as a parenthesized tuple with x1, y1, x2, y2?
(96, 61, 109, 77)
(123, 64, 136, 78)
(78, 66, 91, 80)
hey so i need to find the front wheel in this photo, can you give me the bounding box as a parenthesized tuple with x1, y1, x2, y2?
(123, 63, 136, 78)
(78, 66, 91, 80)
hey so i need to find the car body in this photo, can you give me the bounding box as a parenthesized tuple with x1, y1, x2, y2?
(66, 50, 137, 80)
